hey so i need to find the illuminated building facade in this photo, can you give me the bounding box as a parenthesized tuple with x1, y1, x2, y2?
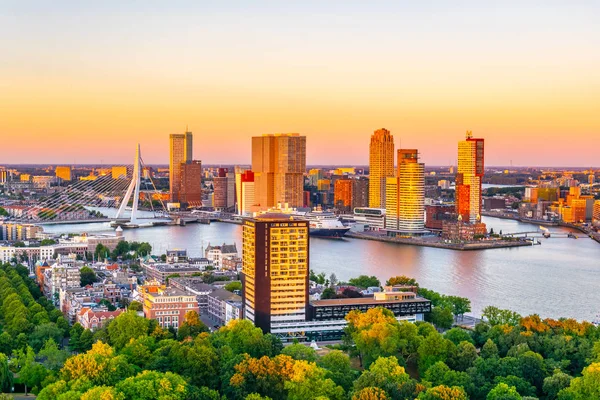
(456, 131, 484, 224)
(238, 170, 255, 216)
(112, 166, 128, 180)
(369, 128, 394, 209)
(179, 160, 202, 207)
(334, 179, 353, 212)
(242, 214, 309, 333)
(55, 166, 72, 181)
(169, 131, 193, 203)
(252, 134, 306, 210)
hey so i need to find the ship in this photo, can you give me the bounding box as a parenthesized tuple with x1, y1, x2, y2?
(293, 209, 350, 238)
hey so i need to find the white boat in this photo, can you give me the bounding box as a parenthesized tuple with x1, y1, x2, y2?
(293, 209, 350, 238)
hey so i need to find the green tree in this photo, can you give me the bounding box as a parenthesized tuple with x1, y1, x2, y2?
(116, 370, 188, 400)
(224, 281, 242, 292)
(348, 275, 380, 289)
(428, 306, 454, 330)
(557, 362, 600, 399)
(386, 276, 418, 286)
(128, 300, 143, 311)
(177, 310, 208, 340)
(80, 266, 98, 286)
(281, 343, 318, 362)
(0, 353, 13, 393)
(318, 350, 357, 392)
(417, 385, 468, 400)
(94, 244, 109, 260)
(452, 341, 478, 372)
(29, 322, 64, 352)
(107, 311, 150, 349)
(487, 383, 522, 400)
(417, 332, 457, 374)
(0, 207, 8, 217)
(543, 370, 572, 400)
(446, 296, 471, 320)
(481, 339, 500, 359)
(69, 323, 84, 352)
(444, 328, 474, 346)
(79, 329, 94, 352)
(353, 356, 410, 398)
(482, 306, 522, 326)
(38, 338, 69, 371)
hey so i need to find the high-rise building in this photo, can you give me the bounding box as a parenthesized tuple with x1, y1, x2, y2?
(242, 214, 309, 333)
(456, 131, 484, 224)
(593, 200, 600, 225)
(239, 171, 255, 216)
(385, 177, 400, 230)
(334, 179, 353, 212)
(352, 179, 369, 209)
(397, 149, 425, 232)
(55, 166, 72, 181)
(179, 161, 202, 207)
(252, 134, 306, 210)
(213, 168, 229, 210)
(112, 166, 128, 180)
(169, 131, 193, 203)
(369, 128, 395, 209)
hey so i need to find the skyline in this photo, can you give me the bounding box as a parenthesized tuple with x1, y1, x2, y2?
(2, 1, 599, 166)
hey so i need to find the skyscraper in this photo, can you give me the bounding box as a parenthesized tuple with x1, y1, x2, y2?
(334, 179, 353, 212)
(241, 214, 309, 333)
(252, 134, 306, 209)
(369, 128, 395, 208)
(238, 170, 255, 216)
(179, 161, 202, 207)
(169, 131, 193, 203)
(397, 149, 425, 231)
(456, 131, 484, 224)
(55, 166, 72, 181)
(213, 168, 235, 210)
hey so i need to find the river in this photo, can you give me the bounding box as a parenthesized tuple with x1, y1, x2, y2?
(42, 216, 600, 322)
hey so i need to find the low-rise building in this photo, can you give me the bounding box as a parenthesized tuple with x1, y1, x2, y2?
(205, 243, 238, 268)
(169, 277, 215, 311)
(207, 288, 242, 326)
(441, 220, 488, 242)
(77, 307, 124, 331)
(141, 281, 199, 329)
(142, 262, 206, 284)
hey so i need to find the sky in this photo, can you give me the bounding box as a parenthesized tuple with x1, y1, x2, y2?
(1, 1, 599, 167)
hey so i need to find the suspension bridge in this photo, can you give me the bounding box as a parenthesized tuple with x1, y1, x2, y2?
(8, 144, 174, 228)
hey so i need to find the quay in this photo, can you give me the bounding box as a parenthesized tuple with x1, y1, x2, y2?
(346, 231, 531, 251)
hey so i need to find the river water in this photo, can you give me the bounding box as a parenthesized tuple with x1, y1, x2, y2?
(43, 216, 600, 322)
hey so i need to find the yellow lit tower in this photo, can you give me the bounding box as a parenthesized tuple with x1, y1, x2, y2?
(369, 128, 395, 209)
(169, 130, 193, 203)
(241, 213, 309, 333)
(456, 131, 484, 224)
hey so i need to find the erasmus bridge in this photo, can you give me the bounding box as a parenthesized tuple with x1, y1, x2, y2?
(11, 145, 173, 228)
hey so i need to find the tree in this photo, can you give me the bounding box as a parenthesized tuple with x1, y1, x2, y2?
(177, 310, 208, 340)
(0, 206, 8, 217)
(353, 356, 410, 398)
(557, 362, 600, 399)
(99, 298, 117, 311)
(487, 383, 522, 400)
(0, 353, 13, 393)
(446, 296, 471, 320)
(128, 300, 143, 311)
(452, 341, 478, 372)
(352, 387, 388, 400)
(481, 339, 499, 359)
(282, 343, 318, 362)
(69, 323, 84, 352)
(482, 306, 522, 326)
(321, 287, 337, 299)
(80, 266, 98, 286)
(386, 276, 418, 286)
(319, 350, 357, 392)
(107, 311, 150, 349)
(428, 306, 454, 330)
(116, 370, 188, 400)
(224, 281, 242, 292)
(79, 329, 94, 352)
(543, 370, 572, 400)
(81, 386, 125, 400)
(94, 244, 109, 260)
(444, 328, 474, 346)
(417, 332, 457, 374)
(29, 322, 64, 352)
(38, 338, 69, 371)
(348, 275, 380, 289)
(417, 385, 468, 400)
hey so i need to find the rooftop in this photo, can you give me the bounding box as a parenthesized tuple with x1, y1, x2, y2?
(310, 295, 430, 307)
(209, 288, 242, 302)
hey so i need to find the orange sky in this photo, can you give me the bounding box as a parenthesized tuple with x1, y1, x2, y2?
(1, 2, 598, 166)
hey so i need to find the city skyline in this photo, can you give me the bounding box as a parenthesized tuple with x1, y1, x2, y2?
(2, 2, 599, 167)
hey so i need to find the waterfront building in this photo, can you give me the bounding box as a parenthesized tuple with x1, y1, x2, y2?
(204, 243, 238, 268)
(442, 219, 487, 242)
(112, 166, 128, 180)
(213, 168, 235, 210)
(252, 133, 306, 210)
(141, 281, 199, 329)
(352, 178, 369, 209)
(55, 166, 72, 181)
(456, 131, 484, 223)
(334, 179, 353, 212)
(241, 213, 310, 333)
(0, 222, 43, 241)
(169, 130, 193, 203)
(369, 128, 395, 209)
(425, 204, 455, 230)
(179, 160, 202, 208)
(593, 200, 600, 225)
(238, 170, 255, 216)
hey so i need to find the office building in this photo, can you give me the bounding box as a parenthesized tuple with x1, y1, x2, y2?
(179, 160, 202, 207)
(456, 131, 484, 224)
(169, 131, 193, 203)
(242, 214, 309, 333)
(352, 179, 369, 209)
(141, 282, 199, 329)
(112, 166, 128, 180)
(252, 134, 306, 210)
(334, 179, 353, 212)
(593, 200, 600, 225)
(425, 204, 455, 230)
(213, 168, 235, 210)
(236, 170, 255, 216)
(369, 128, 395, 209)
(385, 150, 425, 233)
(55, 166, 72, 181)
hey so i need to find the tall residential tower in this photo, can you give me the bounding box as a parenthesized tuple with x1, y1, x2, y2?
(369, 129, 395, 209)
(456, 131, 484, 223)
(169, 130, 193, 203)
(252, 134, 306, 210)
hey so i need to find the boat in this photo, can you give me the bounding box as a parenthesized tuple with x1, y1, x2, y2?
(293, 209, 350, 238)
(567, 232, 578, 239)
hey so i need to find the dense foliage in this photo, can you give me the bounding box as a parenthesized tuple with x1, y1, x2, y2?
(1, 263, 599, 399)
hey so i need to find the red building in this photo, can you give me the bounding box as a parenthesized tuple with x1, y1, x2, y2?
(425, 204, 455, 230)
(180, 160, 202, 208)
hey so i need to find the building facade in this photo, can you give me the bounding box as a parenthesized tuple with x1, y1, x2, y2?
(252, 134, 306, 210)
(169, 131, 193, 203)
(141, 282, 199, 329)
(456, 131, 485, 224)
(369, 128, 395, 209)
(241, 214, 309, 333)
(180, 160, 202, 207)
(55, 166, 72, 181)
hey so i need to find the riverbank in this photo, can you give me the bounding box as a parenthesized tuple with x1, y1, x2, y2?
(346, 231, 532, 251)
(481, 211, 600, 244)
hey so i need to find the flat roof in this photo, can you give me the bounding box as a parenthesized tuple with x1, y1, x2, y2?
(310, 296, 430, 307)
